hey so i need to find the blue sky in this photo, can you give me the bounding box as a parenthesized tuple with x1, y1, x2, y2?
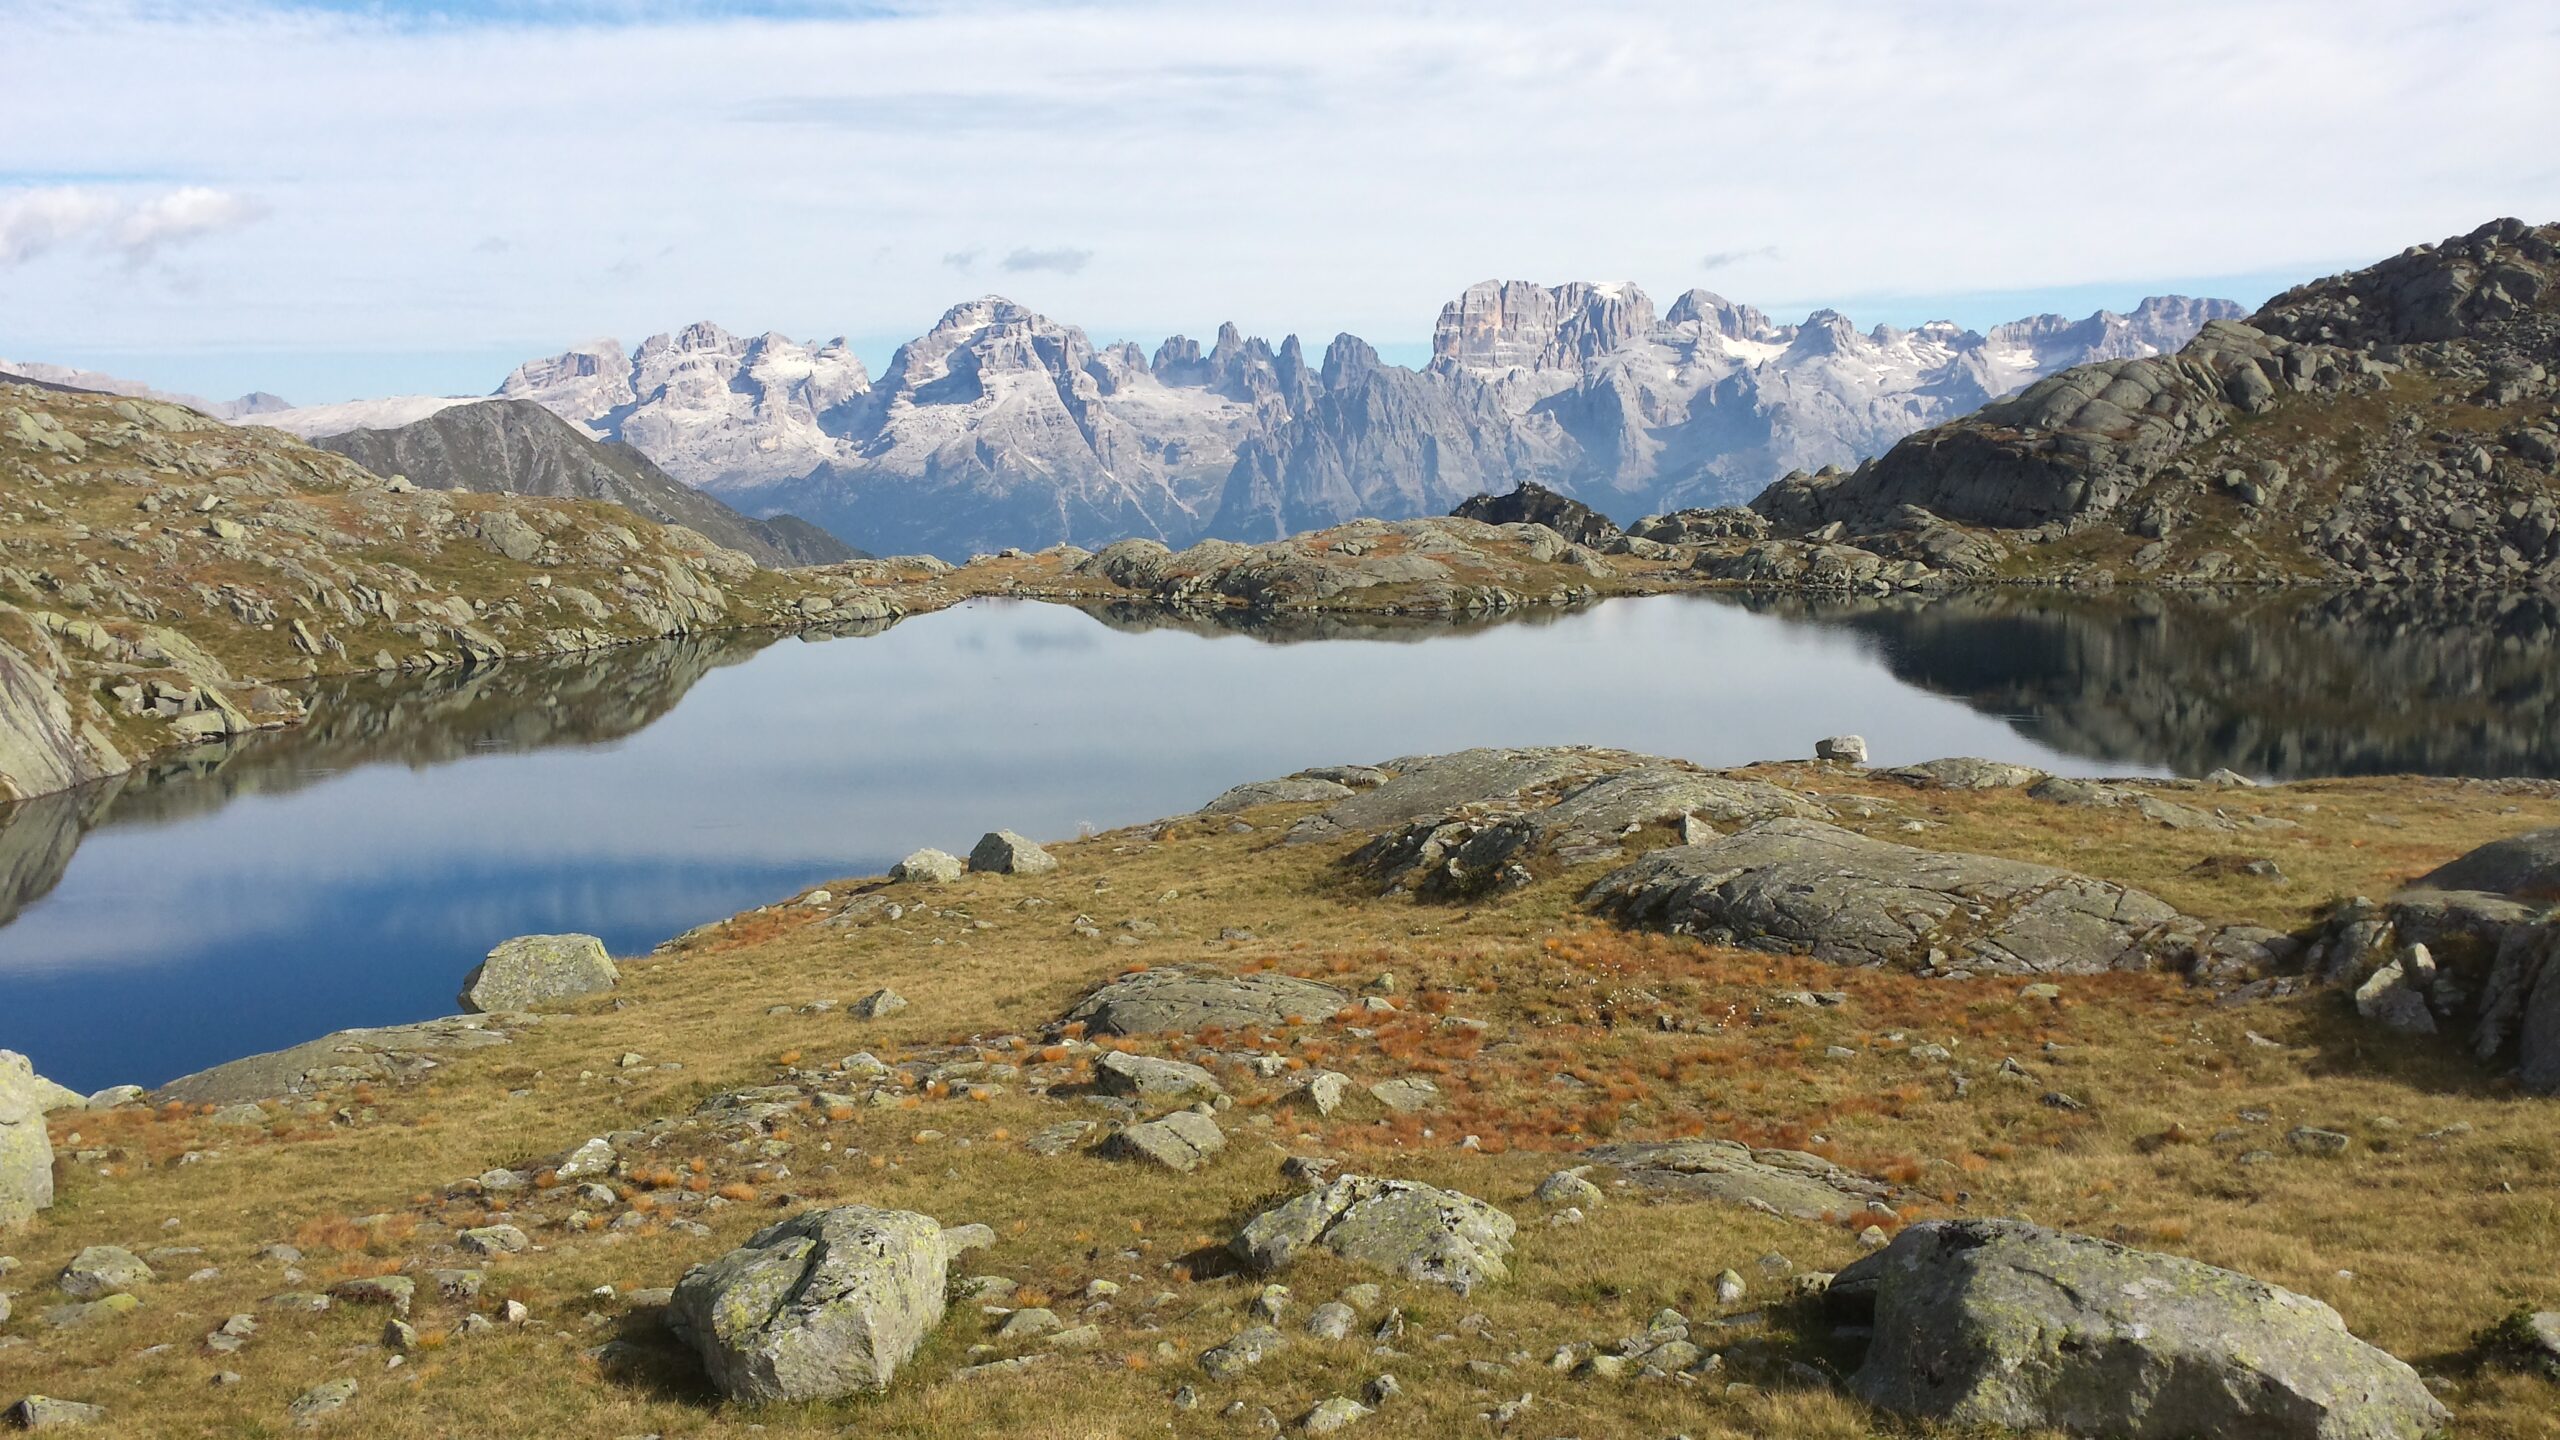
(5, 0, 2555, 403)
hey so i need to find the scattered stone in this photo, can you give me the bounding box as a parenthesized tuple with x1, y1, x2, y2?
(1290, 1071, 1351, 1116)
(457, 933, 617, 1013)
(1579, 1139, 1887, 1219)
(1060, 965, 1348, 1036)
(327, 1275, 414, 1317)
(1306, 1301, 1357, 1340)
(666, 1206, 948, 1403)
(458, 1225, 530, 1257)
(555, 1137, 617, 1180)
(1232, 1175, 1516, 1295)
(286, 1379, 357, 1428)
(1366, 1077, 1439, 1113)
(1715, 1269, 1746, 1305)
(2287, 1126, 2353, 1156)
(1200, 1325, 1285, 1379)
(969, 831, 1058, 875)
(1299, 1396, 1373, 1434)
(1534, 1170, 1603, 1207)
(3, 1398, 105, 1430)
(996, 1307, 1060, 1341)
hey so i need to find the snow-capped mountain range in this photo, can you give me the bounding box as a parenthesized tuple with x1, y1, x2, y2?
(221, 283, 2239, 557)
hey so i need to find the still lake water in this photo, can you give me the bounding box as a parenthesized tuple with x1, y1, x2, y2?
(5, 587, 2557, 1092)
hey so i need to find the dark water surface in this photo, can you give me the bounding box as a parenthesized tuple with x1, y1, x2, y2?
(5, 588, 2556, 1092)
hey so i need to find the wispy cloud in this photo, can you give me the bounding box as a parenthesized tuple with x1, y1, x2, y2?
(1002, 246, 1091, 275)
(1699, 245, 1780, 271)
(0, 185, 264, 268)
(940, 249, 979, 272)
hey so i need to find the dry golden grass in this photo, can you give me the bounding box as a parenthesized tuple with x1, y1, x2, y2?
(9, 772, 2560, 1437)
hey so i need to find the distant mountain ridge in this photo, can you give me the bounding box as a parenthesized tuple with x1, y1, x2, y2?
(308, 400, 857, 568)
(237, 283, 2242, 558)
(0, 358, 289, 421)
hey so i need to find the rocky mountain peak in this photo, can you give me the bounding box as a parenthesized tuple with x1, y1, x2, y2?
(2252, 216, 2557, 348)
(1665, 289, 1782, 344)
(1320, 333, 1382, 390)
(1433, 280, 1659, 372)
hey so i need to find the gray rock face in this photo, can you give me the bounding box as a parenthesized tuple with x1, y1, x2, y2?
(1586, 817, 2191, 973)
(1452, 482, 1622, 546)
(968, 830, 1057, 875)
(1201, 776, 1358, 813)
(0, 1051, 58, 1225)
(2311, 877, 2560, 1093)
(1231, 1175, 1516, 1295)
(1880, 756, 2050, 790)
(312, 400, 853, 568)
(457, 933, 618, 1013)
(1832, 1219, 2448, 1439)
(153, 1013, 523, 1105)
(1349, 761, 1817, 899)
(1099, 1111, 1225, 1173)
(2415, 827, 2560, 901)
(667, 1206, 948, 1404)
(1060, 966, 1348, 1037)
(1579, 1139, 1888, 1219)
(1284, 747, 1610, 846)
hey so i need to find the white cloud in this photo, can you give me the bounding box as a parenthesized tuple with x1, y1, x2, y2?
(0, 183, 263, 268)
(2, 0, 2554, 395)
(1002, 246, 1092, 275)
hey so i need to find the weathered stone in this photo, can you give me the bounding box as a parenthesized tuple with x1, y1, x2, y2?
(287, 1378, 357, 1428)
(2415, 827, 2560, 901)
(1586, 818, 2191, 973)
(968, 830, 1056, 875)
(55, 1246, 152, 1300)
(1815, 735, 1868, 764)
(1579, 1139, 1888, 1219)
(1099, 1111, 1225, 1173)
(1366, 1076, 1439, 1113)
(153, 1014, 523, 1105)
(1199, 1324, 1284, 1379)
(1060, 966, 1347, 1036)
(1879, 757, 2049, 790)
(554, 1137, 616, 1180)
(327, 1275, 414, 1317)
(1202, 777, 1357, 813)
(1232, 1175, 1515, 1295)
(851, 988, 909, 1020)
(889, 848, 965, 884)
(3, 1397, 106, 1430)
(458, 1225, 529, 1256)
(667, 1206, 947, 1404)
(1832, 1220, 2447, 1439)
(1094, 1051, 1225, 1103)
(457, 933, 617, 1013)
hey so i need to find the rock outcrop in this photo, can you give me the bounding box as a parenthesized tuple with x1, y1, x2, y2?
(1069, 517, 1608, 618)
(457, 933, 618, 1013)
(1231, 1175, 1516, 1295)
(152, 1014, 528, 1105)
(1831, 1219, 2448, 1439)
(667, 1206, 948, 1403)
(1059, 967, 1348, 1037)
(1, 1049, 66, 1225)
(1586, 817, 2195, 973)
(1578, 1139, 1889, 1218)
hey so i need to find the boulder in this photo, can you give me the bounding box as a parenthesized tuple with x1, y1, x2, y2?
(1579, 1139, 1889, 1219)
(851, 988, 909, 1020)
(1283, 747, 1601, 845)
(153, 1014, 522, 1105)
(968, 830, 1057, 875)
(0, 1082, 52, 1229)
(55, 1246, 152, 1300)
(457, 934, 617, 1014)
(0, 1054, 79, 1116)
(1099, 1111, 1225, 1172)
(889, 848, 964, 884)
(1231, 1175, 1515, 1296)
(1202, 776, 1359, 813)
(1832, 1220, 2447, 1439)
(667, 1206, 948, 1404)
(1815, 735, 1869, 764)
(1093, 1051, 1225, 1103)
(4, 1397, 106, 1430)
(1586, 818, 2191, 973)
(2415, 827, 2560, 901)
(1061, 966, 1348, 1036)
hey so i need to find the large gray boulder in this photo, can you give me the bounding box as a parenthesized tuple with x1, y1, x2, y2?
(1061, 966, 1348, 1037)
(667, 1206, 948, 1404)
(968, 830, 1057, 875)
(0, 1053, 80, 1116)
(0, 1058, 54, 1228)
(2415, 827, 2560, 901)
(1098, 1111, 1225, 1172)
(1586, 818, 2190, 973)
(1093, 1051, 1225, 1103)
(1231, 1175, 1515, 1295)
(1832, 1220, 2448, 1439)
(457, 934, 618, 1013)
(1880, 757, 2050, 791)
(1579, 1139, 1888, 1219)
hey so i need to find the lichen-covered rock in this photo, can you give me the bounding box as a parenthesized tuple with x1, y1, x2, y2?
(1, 1051, 64, 1227)
(1093, 1051, 1225, 1103)
(1231, 1175, 1515, 1295)
(1060, 966, 1347, 1036)
(4, 1396, 107, 1430)
(1098, 1111, 1225, 1172)
(55, 1246, 153, 1300)
(1579, 1139, 1888, 1219)
(968, 830, 1057, 875)
(667, 1206, 948, 1404)
(1832, 1219, 2448, 1439)
(1586, 817, 2191, 973)
(457, 933, 618, 1013)
(889, 848, 964, 884)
